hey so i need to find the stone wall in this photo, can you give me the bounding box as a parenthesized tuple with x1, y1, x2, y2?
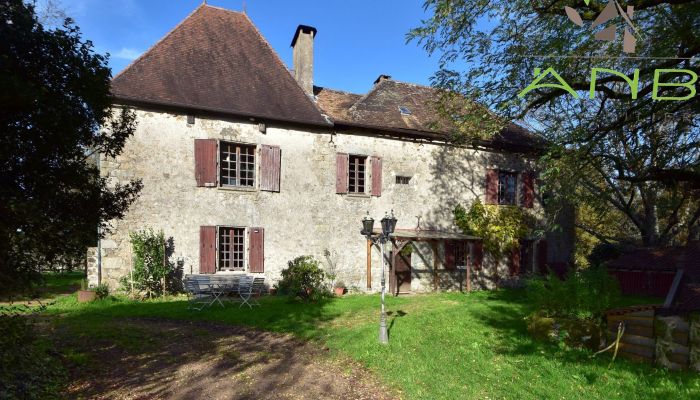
(93, 108, 547, 291)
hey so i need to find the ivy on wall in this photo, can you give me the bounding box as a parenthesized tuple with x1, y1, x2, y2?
(454, 200, 539, 258)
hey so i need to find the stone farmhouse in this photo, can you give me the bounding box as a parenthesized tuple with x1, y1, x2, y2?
(88, 4, 573, 293)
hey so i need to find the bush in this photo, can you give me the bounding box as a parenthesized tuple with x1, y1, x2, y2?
(122, 229, 173, 298)
(94, 284, 109, 300)
(275, 256, 331, 302)
(526, 265, 621, 321)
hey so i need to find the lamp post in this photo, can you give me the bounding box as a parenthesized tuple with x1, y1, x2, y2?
(361, 210, 397, 345)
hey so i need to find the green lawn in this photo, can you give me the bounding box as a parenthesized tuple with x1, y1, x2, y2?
(46, 290, 697, 399)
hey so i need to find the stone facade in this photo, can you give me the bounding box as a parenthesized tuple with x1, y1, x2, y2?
(93, 108, 544, 292)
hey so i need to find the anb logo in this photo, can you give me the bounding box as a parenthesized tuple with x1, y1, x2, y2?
(518, 1, 697, 101)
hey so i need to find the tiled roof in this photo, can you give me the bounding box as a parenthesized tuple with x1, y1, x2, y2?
(315, 79, 545, 152)
(111, 5, 329, 126)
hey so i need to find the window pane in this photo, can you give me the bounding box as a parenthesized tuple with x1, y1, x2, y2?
(348, 155, 367, 193)
(220, 142, 255, 188)
(219, 227, 245, 271)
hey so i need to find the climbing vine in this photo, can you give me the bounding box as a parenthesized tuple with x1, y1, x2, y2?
(454, 200, 538, 258)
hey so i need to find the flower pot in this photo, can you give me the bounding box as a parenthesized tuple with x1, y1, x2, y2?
(77, 290, 97, 303)
(334, 287, 345, 296)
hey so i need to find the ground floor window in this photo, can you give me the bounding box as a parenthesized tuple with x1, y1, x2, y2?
(218, 227, 245, 271)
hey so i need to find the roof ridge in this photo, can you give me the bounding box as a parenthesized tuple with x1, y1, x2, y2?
(314, 86, 362, 97)
(347, 78, 389, 114)
(239, 12, 328, 122)
(112, 4, 214, 81)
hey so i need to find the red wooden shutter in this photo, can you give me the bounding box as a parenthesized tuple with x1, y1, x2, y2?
(521, 171, 535, 208)
(248, 227, 264, 273)
(537, 240, 548, 273)
(445, 241, 456, 270)
(473, 240, 483, 270)
(371, 156, 382, 197)
(336, 153, 349, 194)
(194, 139, 217, 187)
(199, 226, 217, 274)
(485, 168, 498, 204)
(509, 245, 521, 276)
(260, 145, 281, 192)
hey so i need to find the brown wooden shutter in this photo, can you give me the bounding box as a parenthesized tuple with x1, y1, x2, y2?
(473, 240, 483, 270)
(336, 153, 349, 194)
(509, 245, 521, 276)
(260, 145, 281, 192)
(485, 168, 498, 204)
(199, 226, 217, 274)
(445, 241, 456, 270)
(537, 240, 548, 273)
(194, 139, 217, 187)
(371, 156, 382, 197)
(521, 171, 535, 208)
(248, 227, 264, 273)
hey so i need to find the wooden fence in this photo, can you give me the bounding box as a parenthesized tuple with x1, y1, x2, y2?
(607, 270, 676, 298)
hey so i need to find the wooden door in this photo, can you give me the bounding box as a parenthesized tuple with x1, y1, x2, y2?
(393, 246, 412, 295)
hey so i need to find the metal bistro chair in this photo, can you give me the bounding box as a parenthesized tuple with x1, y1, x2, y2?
(250, 277, 265, 307)
(184, 278, 212, 311)
(237, 276, 256, 309)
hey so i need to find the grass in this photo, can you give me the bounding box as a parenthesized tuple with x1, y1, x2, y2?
(1, 271, 85, 302)
(43, 289, 698, 400)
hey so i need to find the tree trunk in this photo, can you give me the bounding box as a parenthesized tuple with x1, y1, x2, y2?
(640, 189, 660, 246)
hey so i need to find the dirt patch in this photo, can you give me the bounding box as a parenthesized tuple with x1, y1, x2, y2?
(57, 318, 397, 400)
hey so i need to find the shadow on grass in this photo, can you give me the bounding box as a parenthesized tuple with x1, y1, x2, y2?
(463, 289, 699, 397)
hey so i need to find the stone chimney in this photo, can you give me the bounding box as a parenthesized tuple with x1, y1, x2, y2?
(291, 25, 317, 95)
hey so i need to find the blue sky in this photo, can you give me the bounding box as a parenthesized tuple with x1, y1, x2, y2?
(49, 0, 441, 94)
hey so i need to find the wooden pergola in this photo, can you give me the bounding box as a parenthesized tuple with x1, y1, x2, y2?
(366, 228, 479, 295)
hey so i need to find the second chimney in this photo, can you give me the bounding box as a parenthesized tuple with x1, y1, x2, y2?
(291, 25, 317, 95)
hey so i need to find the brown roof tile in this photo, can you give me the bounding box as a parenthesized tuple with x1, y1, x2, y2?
(111, 5, 329, 126)
(315, 78, 545, 152)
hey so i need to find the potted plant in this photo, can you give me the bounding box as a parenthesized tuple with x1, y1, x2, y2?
(77, 279, 96, 303)
(334, 281, 346, 296)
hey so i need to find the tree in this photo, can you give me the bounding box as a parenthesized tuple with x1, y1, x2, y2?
(0, 1, 142, 292)
(409, 0, 699, 247)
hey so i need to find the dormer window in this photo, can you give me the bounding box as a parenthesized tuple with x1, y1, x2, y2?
(398, 106, 411, 115)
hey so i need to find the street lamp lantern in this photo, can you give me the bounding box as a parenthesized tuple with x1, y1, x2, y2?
(381, 210, 397, 236)
(361, 210, 397, 345)
(361, 212, 375, 237)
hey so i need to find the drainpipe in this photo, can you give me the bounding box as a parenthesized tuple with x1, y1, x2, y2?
(96, 152, 102, 286)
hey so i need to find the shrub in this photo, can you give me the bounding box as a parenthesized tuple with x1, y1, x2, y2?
(122, 229, 173, 297)
(526, 265, 621, 321)
(275, 256, 331, 302)
(94, 284, 109, 300)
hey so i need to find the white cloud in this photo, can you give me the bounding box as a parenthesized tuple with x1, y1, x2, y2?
(112, 47, 142, 60)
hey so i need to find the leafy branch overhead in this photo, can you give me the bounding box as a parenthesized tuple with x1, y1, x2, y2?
(410, 0, 699, 247)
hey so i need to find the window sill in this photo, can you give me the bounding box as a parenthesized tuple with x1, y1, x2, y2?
(345, 193, 371, 199)
(217, 185, 257, 193)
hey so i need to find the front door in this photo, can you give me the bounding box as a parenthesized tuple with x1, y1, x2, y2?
(394, 245, 412, 295)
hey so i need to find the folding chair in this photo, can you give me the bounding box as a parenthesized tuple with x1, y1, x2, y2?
(237, 276, 255, 309)
(184, 279, 211, 311)
(249, 277, 265, 307)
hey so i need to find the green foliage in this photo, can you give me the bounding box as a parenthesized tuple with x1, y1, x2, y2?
(275, 256, 331, 302)
(0, 0, 142, 293)
(0, 307, 64, 399)
(94, 283, 109, 300)
(454, 200, 537, 257)
(526, 265, 621, 320)
(124, 229, 173, 298)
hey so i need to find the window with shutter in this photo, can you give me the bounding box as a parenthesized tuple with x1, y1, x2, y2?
(485, 169, 498, 204)
(336, 153, 349, 194)
(472, 241, 484, 271)
(199, 226, 217, 274)
(348, 155, 367, 194)
(371, 156, 382, 197)
(194, 139, 217, 187)
(498, 171, 518, 205)
(521, 171, 535, 208)
(260, 145, 281, 192)
(248, 227, 264, 273)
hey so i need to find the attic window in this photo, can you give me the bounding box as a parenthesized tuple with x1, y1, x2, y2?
(398, 106, 411, 115)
